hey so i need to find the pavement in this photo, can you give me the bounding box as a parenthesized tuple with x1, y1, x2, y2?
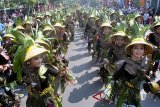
(62, 27, 160, 107)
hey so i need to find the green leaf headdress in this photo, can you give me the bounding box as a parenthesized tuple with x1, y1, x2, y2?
(151, 16, 160, 30)
(11, 30, 35, 82)
(15, 17, 24, 30)
(129, 19, 150, 39)
(116, 21, 128, 34)
(23, 15, 33, 26)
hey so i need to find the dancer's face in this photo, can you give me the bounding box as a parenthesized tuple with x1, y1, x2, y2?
(30, 55, 43, 68)
(136, 17, 142, 24)
(155, 26, 160, 34)
(103, 27, 111, 35)
(131, 44, 144, 59)
(115, 36, 125, 47)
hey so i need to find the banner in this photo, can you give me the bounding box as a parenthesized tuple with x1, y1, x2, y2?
(139, 0, 146, 7)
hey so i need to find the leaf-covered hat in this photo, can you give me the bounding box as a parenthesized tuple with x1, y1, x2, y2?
(24, 45, 48, 62)
(125, 38, 153, 55)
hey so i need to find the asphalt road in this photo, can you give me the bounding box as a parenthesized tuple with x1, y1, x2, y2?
(18, 26, 160, 107)
(62, 27, 160, 107)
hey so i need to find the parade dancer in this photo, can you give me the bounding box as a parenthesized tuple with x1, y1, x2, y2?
(109, 38, 152, 107)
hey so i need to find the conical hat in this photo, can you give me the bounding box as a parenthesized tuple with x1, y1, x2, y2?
(24, 45, 48, 62)
(125, 38, 152, 55)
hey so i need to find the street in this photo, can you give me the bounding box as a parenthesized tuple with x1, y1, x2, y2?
(62, 27, 160, 107)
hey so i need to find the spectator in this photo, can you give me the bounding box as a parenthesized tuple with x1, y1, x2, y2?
(143, 11, 149, 25)
(148, 16, 154, 24)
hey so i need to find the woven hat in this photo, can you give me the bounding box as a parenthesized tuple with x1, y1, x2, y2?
(135, 14, 144, 21)
(152, 22, 160, 29)
(111, 31, 128, 42)
(24, 45, 48, 62)
(24, 20, 33, 25)
(43, 26, 53, 32)
(88, 15, 95, 19)
(110, 10, 117, 16)
(100, 22, 113, 29)
(3, 34, 15, 40)
(54, 23, 64, 29)
(95, 18, 100, 23)
(125, 38, 153, 55)
(16, 25, 25, 30)
(36, 15, 43, 19)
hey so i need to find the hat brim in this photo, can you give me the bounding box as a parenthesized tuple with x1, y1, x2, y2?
(54, 25, 64, 29)
(43, 28, 53, 32)
(153, 22, 160, 29)
(3, 34, 15, 39)
(16, 26, 25, 30)
(100, 23, 113, 29)
(111, 31, 128, 42)
(110, 12, 116, 16)
(24, 48, 48, 62)
(125, 41, 153, 55)
(135, 16, 144, 21)
(36, 16, 43, 19)
(24, 22, 33, 26)
(88, 15, 95, 19)
(54, 23, 64, 29)
(112, 31, 126, 37)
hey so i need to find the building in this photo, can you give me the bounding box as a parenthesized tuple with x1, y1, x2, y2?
(151, 0, 160, 10)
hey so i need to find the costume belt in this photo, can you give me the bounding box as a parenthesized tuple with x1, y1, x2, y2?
(40, 85, 52, 96)
(124, 81, 140, 91)
(29, 85, 52, 97)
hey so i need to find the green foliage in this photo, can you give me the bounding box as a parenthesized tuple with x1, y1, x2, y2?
(116, 21, 128, 33)
(129, 19, 151, 39)
(15, 17, 22, 26)
(11, 30, 35, 82)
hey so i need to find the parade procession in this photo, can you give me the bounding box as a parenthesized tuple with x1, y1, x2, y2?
(0, 0, 160, 107)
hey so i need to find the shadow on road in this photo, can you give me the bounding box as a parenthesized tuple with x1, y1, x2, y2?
(73, 46, 87, 52)
(68, 81, 103, 103)
(93, 101, 114, 107)
(75, 41, 87, 47)
(69, 52, 89, 61)
(141, 93, 160, 107)
(77, 69, 99, 84)
(71, 60, 91, 73)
